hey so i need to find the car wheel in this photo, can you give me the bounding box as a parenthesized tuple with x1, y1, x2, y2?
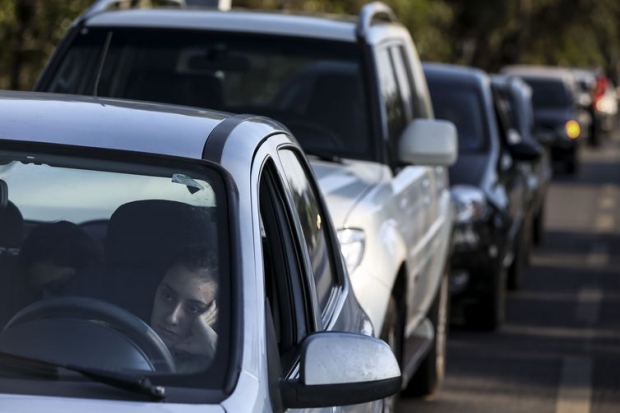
(533, 204, 545, 246)
(463, 264, 506, 331)
(402, 273, 449, 398)
(507, 230, 527, 291)
(380, 296, 403, 412)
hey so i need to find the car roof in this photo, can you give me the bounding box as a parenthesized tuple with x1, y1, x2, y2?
(500, 65, 576, 84)
(422, 62, 489, 88)
(86, 8, 358, 42)
(0, 91, 278, 161)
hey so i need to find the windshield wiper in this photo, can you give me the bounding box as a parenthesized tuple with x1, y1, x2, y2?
(303, 149, 343, 164)
(0, 351, 166, 401)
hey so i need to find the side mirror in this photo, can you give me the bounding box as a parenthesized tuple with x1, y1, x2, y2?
(398, 119, 458, 166)
(280, 332, 401, 409)
(509, 138, 543, 162)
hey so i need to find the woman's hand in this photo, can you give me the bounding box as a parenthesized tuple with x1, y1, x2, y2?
(173, 301, 218, 360)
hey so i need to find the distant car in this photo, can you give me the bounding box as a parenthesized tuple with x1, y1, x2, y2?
(592, 74, 618, 138)
(424, 63, 541, 330)
(501, 65, 585, 174)
(570, 68, 599, 146)
(0, 91, 401, 411)
(35, 0, 458, 401)
(492, 74, 552, 249)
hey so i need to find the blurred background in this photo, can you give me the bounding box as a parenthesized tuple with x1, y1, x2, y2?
(3, 0, 620, 91)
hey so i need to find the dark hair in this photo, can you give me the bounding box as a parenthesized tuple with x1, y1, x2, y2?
(165, 244, 218, 281)
(19, 220, 104, 271)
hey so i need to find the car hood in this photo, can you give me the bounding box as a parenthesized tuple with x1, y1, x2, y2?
(534, 107, 574, 125)
(0, 393, 226, 413)
(310, 159, 384, 229)
(449, 152, 490, 187)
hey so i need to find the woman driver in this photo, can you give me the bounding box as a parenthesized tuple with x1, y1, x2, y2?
(150, 245, 219, 373)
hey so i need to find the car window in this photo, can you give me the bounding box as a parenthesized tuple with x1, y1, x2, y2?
(0, 152, 231, 389)
(44, 28, 373, 162)
(426, 80, 489, 152)
(376, 47, 408, 158)
(390, 46, 414, 121)
(277, 149, 339, 315)
(259, 160, 311, 367)
(522, 78, 572, 109)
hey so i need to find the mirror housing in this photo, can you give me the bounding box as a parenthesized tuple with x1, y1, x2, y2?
(398, 119, 458, 166)
(280, 332, 401, 409)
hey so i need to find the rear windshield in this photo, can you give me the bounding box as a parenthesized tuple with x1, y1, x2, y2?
(0, 150, 232, 399)
(44, 28, 373, 161)
(426, 79, 489, 152)
(522, 78, 572, 109)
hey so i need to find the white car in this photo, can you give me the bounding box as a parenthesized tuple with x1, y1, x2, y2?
(36, 0, 458, 399)
(0, 91, 400, 412)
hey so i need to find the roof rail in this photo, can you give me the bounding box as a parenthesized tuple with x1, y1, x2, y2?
(80, 0, 186, 22)
(356, 2, 398, 39)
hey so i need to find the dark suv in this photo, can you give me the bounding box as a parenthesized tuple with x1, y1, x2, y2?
(423, 63, 541, 330)
(501, 66, 584, 174)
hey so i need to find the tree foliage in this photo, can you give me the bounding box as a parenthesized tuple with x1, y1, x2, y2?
(2, 0, 620, 90)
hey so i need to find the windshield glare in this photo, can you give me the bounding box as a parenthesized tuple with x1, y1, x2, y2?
(47, 28, 371, 161)
(0, 155, 229, 389)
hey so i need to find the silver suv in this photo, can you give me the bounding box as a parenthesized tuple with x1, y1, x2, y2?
(36, 0, 457, 400)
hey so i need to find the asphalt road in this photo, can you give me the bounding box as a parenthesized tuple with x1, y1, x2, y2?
(398, 132, 620, 413)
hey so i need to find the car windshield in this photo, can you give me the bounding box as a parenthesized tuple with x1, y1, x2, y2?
(426, 81, 488, 152)
(522, 78, 572, 109)
(45, 28, 372, 161)
(0, 152, 231, 393)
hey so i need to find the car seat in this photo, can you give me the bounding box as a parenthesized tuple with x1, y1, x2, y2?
(0, 196, 26, 327)
(102, 199, 217, 322)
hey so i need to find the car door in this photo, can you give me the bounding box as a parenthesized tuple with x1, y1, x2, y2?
(259, 139, 375, 412)
(258, 156, 334, 413)
(376, 43, 436, 319)
(493, 90, 527, 247)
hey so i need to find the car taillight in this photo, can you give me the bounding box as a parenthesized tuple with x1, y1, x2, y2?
(566, 120, 580, 139)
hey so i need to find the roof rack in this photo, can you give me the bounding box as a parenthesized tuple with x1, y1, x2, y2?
(356, 2, 398, 39)
(80, 0, 231, 22)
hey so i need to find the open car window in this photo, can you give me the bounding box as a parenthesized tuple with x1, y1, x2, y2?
(0, 150, 231, 395)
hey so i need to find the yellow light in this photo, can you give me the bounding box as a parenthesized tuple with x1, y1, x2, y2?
(565, 120, 580, 139)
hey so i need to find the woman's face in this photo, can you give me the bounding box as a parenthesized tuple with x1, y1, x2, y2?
(150, 263, 217, 348)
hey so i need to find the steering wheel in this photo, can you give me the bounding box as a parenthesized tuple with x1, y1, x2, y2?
(4, 297, 176, 372)
(283, 119, 345, 150)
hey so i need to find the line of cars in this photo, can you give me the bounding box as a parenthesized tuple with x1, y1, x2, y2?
(0, 1, 572, 412)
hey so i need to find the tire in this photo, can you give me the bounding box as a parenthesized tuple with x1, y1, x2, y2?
(507, 230, 527, 291)
(380, 296, 404, 412)
(532, 204, 545, 246)
(463, 265, 506, 331)
(402, 274, 449, 398)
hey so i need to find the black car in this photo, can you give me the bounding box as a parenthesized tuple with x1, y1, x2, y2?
(492, 74, 552, 249)
(423, 63, 541, 330)
(501, 66, 584, 174)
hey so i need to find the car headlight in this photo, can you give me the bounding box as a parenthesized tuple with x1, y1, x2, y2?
(337, 228, 365, 274)
(451, 185, 488, 224)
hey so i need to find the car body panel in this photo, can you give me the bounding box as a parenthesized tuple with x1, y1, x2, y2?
(86, 9, 357, 42)
(0, 91, 390, 412)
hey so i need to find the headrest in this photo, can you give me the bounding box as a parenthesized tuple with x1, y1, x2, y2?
(0, 201, 23, 250)
(105, 200, 216, 270)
